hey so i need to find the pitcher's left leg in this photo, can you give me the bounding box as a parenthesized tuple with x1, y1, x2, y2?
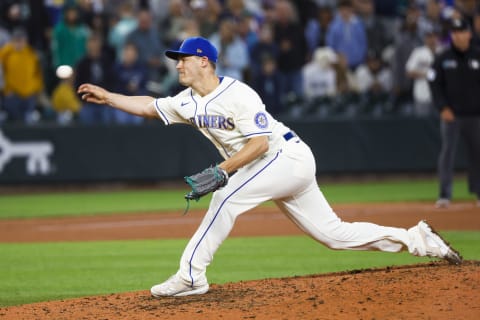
(275, 179, 462, 263)
(275, 180, 410, 252)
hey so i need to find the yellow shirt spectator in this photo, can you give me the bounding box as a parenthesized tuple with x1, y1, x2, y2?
(0, 41, 43, 98)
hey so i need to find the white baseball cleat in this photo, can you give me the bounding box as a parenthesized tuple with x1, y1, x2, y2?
(408, 220, 462, 265)
(151, 274, 209, 297)
(434, 198, 450, 209)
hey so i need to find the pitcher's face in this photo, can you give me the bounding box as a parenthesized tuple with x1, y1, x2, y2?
(176, 56, 206, 86)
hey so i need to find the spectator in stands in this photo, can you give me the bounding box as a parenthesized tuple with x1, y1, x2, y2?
(221, 0, 250, 21)
(51, 65, 81, 125)
(293, 0, 319, 28)
(111, 42, 146, 125)
(0, 1, 28, 33)
(333, 52, 357, 95)
(354, 0, 393, 55)
(44, 0, 64, 26)
(405, 28, 439, 117)
(253, 55, 282, 115)
(390, 4, 423, 114)
(75, 33, 115, 125)
(373, 0, 402, 42)
(76, 0, 105, 28)
(209, 18, 249, 81)
(145, 0, 171, 23)
(331, 52, 359, 115)
(0, 1, 51, 52)
(0, 28, 43, 124)
(260, 0, 277, 25)
(51, 4, 90, 69)
(326, 0, 367, 70)
(190, 0, 222, 39)
(273, 0, 308, 110)
(304, 5, 334, 59)
(302, 46, 337, 113)
(126, 8, 167, 85)
(250, 23, 278, 81)
(417, 0, 444, 39)
(161, 0, 191, 49)
(108, 2, 138, 62)
(354, 49, 393, 116)
(236, 13, 259, 55)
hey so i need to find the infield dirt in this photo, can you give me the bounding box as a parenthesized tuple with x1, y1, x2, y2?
(0, 202, 479, 319)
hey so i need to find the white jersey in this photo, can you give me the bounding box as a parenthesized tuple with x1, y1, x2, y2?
(153, 76, 290, 159)
(405, 46, 434, 104)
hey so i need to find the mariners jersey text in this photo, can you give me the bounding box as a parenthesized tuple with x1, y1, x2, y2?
(189, 115, 235, 130)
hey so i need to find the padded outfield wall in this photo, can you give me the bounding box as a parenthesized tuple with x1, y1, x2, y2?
(0, 118, 466, 184)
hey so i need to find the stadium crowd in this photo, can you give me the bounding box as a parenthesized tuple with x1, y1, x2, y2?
(0, 0, 479, 125)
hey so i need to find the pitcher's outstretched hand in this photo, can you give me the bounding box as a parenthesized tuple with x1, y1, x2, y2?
(77, 83, 109, 105)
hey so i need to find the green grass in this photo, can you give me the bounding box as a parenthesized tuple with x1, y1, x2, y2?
(319, 178, 473, 203)
(0, 189, 205, 219)
(0, 177, 475, 219)
(0, 232, 478, 307)
(0, 177, 477, 307)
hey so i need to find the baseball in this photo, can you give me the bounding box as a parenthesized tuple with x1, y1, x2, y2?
(56, 65, 73, 79)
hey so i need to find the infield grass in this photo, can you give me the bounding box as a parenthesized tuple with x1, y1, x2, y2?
(0, 232, 478, 307)
(0, 177, 475, 219)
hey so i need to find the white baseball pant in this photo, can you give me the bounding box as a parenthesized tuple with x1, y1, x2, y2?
(177, 138, 411, 286)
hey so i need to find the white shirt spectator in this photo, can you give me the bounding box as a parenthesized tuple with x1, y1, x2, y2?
(406, 45, 435, 104)
(302, 47, 337, 100)
(354, 63, 393, 93)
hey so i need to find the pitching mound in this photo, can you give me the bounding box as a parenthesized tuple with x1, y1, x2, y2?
(1, 261, 478, 319)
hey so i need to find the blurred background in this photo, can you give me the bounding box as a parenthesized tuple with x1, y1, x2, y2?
(0, 0, 476, 185)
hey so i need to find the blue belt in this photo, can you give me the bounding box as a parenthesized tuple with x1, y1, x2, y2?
(283, 131, 296, 141)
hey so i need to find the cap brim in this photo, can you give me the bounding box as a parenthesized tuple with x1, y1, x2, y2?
(165, 50, 193, 60)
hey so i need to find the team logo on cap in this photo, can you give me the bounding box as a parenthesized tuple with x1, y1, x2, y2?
(254, 112, 268, 129)
(197, 48, 203, 53)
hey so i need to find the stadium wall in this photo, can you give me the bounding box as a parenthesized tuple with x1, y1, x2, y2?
(0, 118, 466, 184)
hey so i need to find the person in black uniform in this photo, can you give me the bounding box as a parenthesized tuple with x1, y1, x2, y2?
(428, 17, 480, 208)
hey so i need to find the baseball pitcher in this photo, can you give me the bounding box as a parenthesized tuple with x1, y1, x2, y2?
(78, 37, 462, 297)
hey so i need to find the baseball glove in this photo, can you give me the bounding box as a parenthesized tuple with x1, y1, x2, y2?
(184, 165, 228, 201)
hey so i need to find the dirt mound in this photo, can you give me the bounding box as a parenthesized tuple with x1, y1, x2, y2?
(1, 261, 478, 320)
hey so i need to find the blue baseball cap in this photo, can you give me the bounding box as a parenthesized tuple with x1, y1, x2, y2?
(165, 37, 218, 63)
